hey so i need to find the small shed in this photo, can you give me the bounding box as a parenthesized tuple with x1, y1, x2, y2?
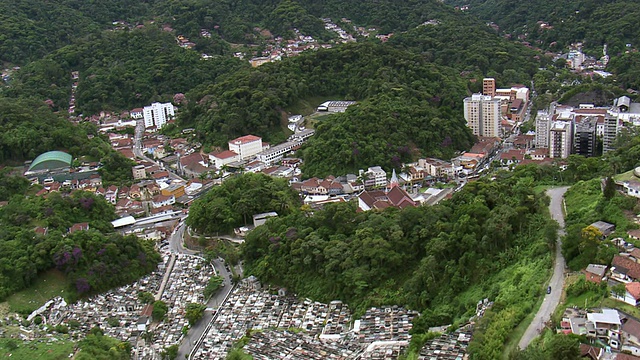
(590, 221, 616, 237)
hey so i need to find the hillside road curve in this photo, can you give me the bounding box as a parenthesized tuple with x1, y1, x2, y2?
(518, 186, 569, 349)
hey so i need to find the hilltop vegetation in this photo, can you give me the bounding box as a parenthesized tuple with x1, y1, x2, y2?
(445, 0, 640, 54)
(187, 173, 300, 235)
(6, 27, 245, 114)
(0, 190, 160, 305)
(242, 171, 557, 357)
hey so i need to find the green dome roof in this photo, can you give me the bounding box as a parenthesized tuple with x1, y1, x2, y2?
(28, 151, 72, 172)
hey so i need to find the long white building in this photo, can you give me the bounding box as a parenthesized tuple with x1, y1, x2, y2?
(143, 102, 175, 129)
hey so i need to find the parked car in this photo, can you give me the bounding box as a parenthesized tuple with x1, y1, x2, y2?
(547, 286, 552, 294)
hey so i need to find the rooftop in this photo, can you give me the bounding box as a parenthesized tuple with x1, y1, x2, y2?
(229, 135, 261, 145)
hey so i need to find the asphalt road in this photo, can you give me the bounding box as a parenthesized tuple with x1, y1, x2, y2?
(518, 186, 569, 349)
(177, 257, 235, 359)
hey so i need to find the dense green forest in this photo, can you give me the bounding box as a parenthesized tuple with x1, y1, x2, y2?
(0, 97, 135, 184)
(186, 173, 300, 234)
(241, 171, 558, 357)
(0, 0, 483, 65)
(0, 189, 160, 304)
(5, 27, 246, 114)
(445, 0, 640, 54)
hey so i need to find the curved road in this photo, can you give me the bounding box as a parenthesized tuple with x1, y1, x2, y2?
(518, 186, 569, 349)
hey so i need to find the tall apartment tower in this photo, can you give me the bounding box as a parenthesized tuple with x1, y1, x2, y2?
(549, 121, 573, 159)
(482, 78, 496, 97)
(603, 114, 619, 154)
(573, 116, 598, 157)
(535, 110, 551, 148)
(464, 94, 501, 137)
(143, 102, 175, 129)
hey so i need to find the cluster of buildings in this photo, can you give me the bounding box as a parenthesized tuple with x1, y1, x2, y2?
(129, 102, 176, 130)
(534, 95, 640, 158)
(193, 278, 418, 359)
(463, 78, 529, 138)
(18, 253, 214, 359)
(559, 307, 640, 358)
(23, 252, 212, 359)
(245, 18, 389, 67)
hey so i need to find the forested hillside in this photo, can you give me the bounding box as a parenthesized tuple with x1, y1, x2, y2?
(5, 27, 246, 114)
(242, 171, 558, 358)
(0, 0, 154, 64)
(0, 190, 160, 303)
(445, 0, 640, 54)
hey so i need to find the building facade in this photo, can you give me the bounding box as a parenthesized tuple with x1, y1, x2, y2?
(482, 78, 496, 97)
(574, 116, 598, 157)
(143, 102, 175, 129)
(228, 135, 264, 160)
(549, 121, 573, 159)
(463, 94, 501, 137)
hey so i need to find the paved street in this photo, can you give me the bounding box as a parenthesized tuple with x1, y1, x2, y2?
(518, 186, 569, 349)
(178, 258, 235, 359)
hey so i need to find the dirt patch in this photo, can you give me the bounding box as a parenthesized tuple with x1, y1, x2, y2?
(563, 89, 618, 107)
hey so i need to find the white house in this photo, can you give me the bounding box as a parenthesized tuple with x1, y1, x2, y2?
(209, 150, 240, 169)
(143, 102, 175, 129)
(622, 180, 640, 199)
(152, 194, 175, 209)
(612, 282, 640, 307)
(228, 135, 264, 160)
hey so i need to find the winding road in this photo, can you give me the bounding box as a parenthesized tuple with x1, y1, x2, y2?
(518, 186, 569, 349)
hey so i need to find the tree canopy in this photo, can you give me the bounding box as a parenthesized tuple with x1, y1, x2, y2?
(186, 173, 301, 235)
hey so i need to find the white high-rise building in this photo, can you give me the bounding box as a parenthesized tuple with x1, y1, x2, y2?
(143, 102, 175, 129)
(549, 121, 572, 159)
(535, 110, 551, 148)
(463, 94, 501, 137)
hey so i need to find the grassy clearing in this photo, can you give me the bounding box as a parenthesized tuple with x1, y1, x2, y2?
(602, 298, 640, 319)
(501, 295, 544, 359)
(533, 185, 552, 195)
(285, 96, 338, 115)
(0, 338, 75, 360)
(6, 269, 70, 314)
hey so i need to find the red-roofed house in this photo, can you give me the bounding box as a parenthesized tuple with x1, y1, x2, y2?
(152, 194, 175, 208)
(228, 135, 263, 160)
(69, 222, 89, 234)
(500, 149, 526, 166)
(357, 187, 416, 211)
(612, 255, 640, 282)
(180, 152, 209, 177)
(613, 282, 640, 306)
(209, 150, 239, 169)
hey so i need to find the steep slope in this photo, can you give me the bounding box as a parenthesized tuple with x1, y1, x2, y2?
(445, 0, 640, 53)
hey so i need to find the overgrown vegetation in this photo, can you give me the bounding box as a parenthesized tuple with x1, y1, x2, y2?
(0, 190, 160, 305)
(562, 178, 637, 270)
(241, 172, 558, 357)
(186, 173, 301, 235)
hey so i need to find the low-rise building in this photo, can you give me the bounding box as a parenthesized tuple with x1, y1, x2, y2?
(152, 194, 175, 208)
(583, 264, 607, 283)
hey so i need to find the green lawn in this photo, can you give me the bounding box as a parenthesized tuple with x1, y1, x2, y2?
(601, 298, 640, 319)
(6, 269, 70, 314)
(0, 338, 75, 360)
(564, 290, 604, 310)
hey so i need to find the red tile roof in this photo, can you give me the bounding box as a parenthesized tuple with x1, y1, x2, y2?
(627, 282, 640, 300)
(211, 150, 238, 159)
(613, 255, 640, 280)
(229, 135, 261, 144)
